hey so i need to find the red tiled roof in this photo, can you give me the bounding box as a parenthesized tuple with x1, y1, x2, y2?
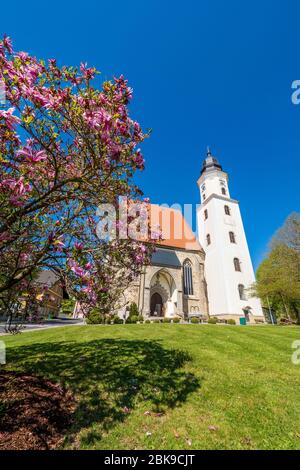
(149, 204, 202, 251)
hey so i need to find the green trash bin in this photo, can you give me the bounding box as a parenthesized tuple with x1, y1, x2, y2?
(239, 317, 246, 326)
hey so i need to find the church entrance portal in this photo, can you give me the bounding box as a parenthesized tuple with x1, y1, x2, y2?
(150, 293, 163, 316)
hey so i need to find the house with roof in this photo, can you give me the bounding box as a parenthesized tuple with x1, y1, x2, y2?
(35, 270, 68, 318)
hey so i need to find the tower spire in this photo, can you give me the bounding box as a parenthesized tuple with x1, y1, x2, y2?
(201, 147, 223, 175)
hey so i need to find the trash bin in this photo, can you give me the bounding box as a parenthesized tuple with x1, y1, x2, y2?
(239, 317, 246, 326)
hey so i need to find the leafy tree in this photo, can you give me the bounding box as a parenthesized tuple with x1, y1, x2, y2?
(253, 213, 300, 323)
(0, 36, 156, 328)
(60, 298, 76, 317)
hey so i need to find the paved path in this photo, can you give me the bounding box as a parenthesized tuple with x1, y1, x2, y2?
(0, 318, 84, 335)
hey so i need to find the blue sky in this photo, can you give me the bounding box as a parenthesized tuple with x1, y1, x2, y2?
(2, 0, 300, 269)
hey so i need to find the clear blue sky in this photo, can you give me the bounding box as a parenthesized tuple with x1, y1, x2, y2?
(3, 0, 300, 269)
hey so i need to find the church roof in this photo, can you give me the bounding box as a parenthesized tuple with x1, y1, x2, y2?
(151, 248, 182, 268)
(149, 204, 203, 252)
(201, 148, 223, 175)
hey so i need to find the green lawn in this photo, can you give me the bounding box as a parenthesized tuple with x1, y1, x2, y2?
(2, 324, 300, 450)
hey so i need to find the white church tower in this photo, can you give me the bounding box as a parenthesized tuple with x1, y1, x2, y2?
(197, 149, 264, 323)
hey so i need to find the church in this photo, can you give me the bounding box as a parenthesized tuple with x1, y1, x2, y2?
(119, 149, 265, 324)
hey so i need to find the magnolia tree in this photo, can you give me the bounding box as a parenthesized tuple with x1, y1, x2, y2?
(0, 36, 156, 329)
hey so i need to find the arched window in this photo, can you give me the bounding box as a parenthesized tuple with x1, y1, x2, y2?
(234, 258, 241, 272)
(206, 234, 211, 246)
(229, 231, 236, 243)
(224, 205, 231, 215)
(203, 193, 206, 201)
(238, 284, 247, 300)
(221, 187, 226, 195)
(204, 209, 208, 220)
(183, 260, 194, 295)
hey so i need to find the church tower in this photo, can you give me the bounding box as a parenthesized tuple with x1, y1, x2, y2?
(196, 149, 264, 322)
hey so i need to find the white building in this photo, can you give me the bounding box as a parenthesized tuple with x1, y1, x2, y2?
(196, 149, 264, 321)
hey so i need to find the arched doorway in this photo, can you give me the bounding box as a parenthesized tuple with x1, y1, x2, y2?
(150, 293, 163, 316)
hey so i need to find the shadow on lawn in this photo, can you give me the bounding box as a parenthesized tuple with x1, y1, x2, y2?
(7, 339, 200, 446)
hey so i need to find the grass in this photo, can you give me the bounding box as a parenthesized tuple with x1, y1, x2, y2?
(1, 324, 300, 450)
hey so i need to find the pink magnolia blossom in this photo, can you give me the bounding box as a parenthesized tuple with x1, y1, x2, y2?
(0, 107, 20, 130)
(16, 148, 47, 163)
(3, 35, 13, 54)
(80, 62, 96, 80)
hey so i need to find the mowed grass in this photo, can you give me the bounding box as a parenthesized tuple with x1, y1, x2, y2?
(2, 324, 300, 450)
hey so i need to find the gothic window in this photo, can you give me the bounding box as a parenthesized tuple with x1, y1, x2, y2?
(229, 231, 236, 243)
(224, 205, 231, 215)
(206, 234, 211, 246)
(183, 260, 194, 296)
(221, 187, 226, 195)
(204, 209, 208, 220)
(234, 257, 241, 272)
(238, 284, 247, 300)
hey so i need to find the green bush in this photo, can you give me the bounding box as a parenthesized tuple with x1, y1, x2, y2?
(163, 318, 171, 323)
(227, 319, 236, 325)
(173, 317, 180, 323)
(129, 302, 139, 318)
(153, 319, 161, 323)
(208, 317, 218, 324)
(137, 315, 144, 322)
(144, 319, 151, 324)
(125, 317, 132, 324)
(113, 316, 123, 324)
(190, 317, 200, 324)
(86, 310, 105, 324)
(130, 315, 138, 324)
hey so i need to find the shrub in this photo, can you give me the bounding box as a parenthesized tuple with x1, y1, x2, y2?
(113, 316, 123, 324)
(86, 309, 104, 324)
(153, 319, 161, 323)
(190, 317, 199, 324)
(208, 317, 218, 324)
(137, 315, 144, 322)
(279, 318, 291, 325)
(125, 317, 132, 324)
(163, 318, 171, 323)
(130, 315, 138, 324)
(144, 319, 151, 324)
(129, 302, 139, 318)
(227, 319, 236, 325)
(173, 317, 181, 323)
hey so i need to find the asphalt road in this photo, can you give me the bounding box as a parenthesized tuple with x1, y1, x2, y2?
(0, 317, 84, 335)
